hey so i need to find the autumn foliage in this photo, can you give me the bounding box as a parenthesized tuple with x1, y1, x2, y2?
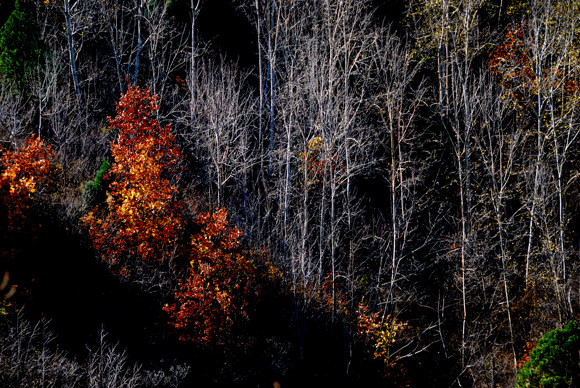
(489, 24, 579, 102)
(356, 303, 408, 366)
(82, 85, 183, 268)
(355, 303, 410, 385)
(164, 208, 256, 346)
(0, 135, 56, 236)
(489, 26, 534, 98)
(298, 136, 343, 185)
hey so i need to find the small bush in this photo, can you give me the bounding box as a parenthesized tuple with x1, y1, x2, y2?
(82, 159, 111, 209)
(516, 320, 580, 388)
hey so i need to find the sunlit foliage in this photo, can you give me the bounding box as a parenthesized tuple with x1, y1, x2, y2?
(356, 302, 408, 370)
(82, 85, 183, 268)
(0, 135, 56, 237)
(164, 208, 256, 346)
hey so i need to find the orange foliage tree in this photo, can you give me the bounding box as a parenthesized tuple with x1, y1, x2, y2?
(355, 302, 410, 385)
(83, 85, 258, 347)
(0, 135, 56, 238)
(164, 208, 256, 346)
(356, 303, 408, 367)
(0, 135, 56, 264)
(82, 85, 183, 270)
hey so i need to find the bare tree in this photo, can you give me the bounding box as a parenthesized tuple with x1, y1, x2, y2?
(471, 72, 528, 380)
(186, 58, 257, 208)
(97, 0, 137, 92)
(141, 1, 188, 98)
(86, 329, 142, 388)
(369, 28, 426, 310)
(0, 83, 30, 145)
(62, 0, 83, 109)
(409, 0, 488, 372)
